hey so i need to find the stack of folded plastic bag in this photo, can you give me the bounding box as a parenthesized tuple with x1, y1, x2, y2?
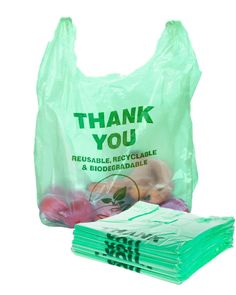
(72, 201, 234, 284)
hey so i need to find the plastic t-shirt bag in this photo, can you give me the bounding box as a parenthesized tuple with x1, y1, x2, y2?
(35, 18, 201, 227)
(72, 201, 234, 284)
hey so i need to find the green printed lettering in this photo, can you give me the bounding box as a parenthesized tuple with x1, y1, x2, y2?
(108, 133, 121, 149)
(123, 129, 136, 146)
(73, 113, 87, 128)
(92, 134, 107, 150)
(122, 107, 136, 124)
(88, 112, 105, 128)
(107, 111, 121, 127)
(137, 106, 154, 123)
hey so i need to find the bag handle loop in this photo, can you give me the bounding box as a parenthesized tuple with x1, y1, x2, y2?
(37, 18, 77, 103)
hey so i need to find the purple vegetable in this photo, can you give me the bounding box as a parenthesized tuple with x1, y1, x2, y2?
(160, 197, 189, 212)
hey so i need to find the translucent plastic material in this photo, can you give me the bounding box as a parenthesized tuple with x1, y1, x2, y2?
(35, 18, 201, 227)
(72, 201, 234, 284)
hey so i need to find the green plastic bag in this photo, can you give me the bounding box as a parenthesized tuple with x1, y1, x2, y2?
(35, 18, 201, 227)
(72, 201, 234, 284)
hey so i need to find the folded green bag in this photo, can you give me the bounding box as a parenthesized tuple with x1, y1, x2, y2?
(72, 201, 234, 284)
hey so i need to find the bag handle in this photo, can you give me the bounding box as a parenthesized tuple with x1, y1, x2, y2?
(153, 21, 201, 100)
(37, 18, 77, 104)
(154, 21, 199, 63)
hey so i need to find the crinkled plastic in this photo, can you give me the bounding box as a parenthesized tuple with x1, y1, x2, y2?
(35, 18, 201, 227)
(72, 201, 234, 284)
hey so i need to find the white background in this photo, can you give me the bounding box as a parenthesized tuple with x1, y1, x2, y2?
(0, 0, 236, 294)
